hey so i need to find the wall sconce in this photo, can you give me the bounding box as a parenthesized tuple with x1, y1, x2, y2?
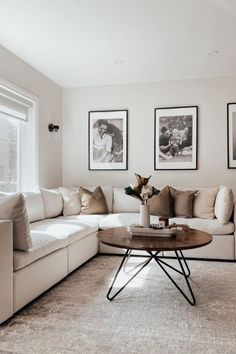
(48, 123, 59, 132)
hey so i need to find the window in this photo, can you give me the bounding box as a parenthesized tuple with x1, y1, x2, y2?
(0, 80, 38, 192)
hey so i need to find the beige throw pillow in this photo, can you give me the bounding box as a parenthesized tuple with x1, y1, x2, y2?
(83, 186, 113, 213)
(80, 186, 108, 215)
(193, 188, 218, 219)
(0, 193, 32, 250)
(149, 186, 173, 217)
(169, 186, 195, 218)
(59, 187, 81, 216)
(214, 185, 234, 224)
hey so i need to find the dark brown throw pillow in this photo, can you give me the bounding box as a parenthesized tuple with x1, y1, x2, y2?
(169, 186, 195, 218)
(149, 186, 173, 217)
(80, 186, 108, 215)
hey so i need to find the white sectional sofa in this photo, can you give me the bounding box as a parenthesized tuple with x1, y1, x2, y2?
(0, 185, 235, 324)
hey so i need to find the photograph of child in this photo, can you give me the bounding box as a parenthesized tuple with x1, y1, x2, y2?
(158, 115, 193, 162)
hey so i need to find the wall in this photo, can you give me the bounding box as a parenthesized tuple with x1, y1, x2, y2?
(0, 45, 62, 188)
(63, 76, 236, 192)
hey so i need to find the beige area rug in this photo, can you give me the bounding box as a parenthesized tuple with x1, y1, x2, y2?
(0, 255, 236, 354)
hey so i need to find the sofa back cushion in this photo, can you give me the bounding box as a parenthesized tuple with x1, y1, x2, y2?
(40, 188, 63, 218)
(0, 193, 32, 250)
(58, 187, 81, 216)
(214, 185, 234, 224)
(113, 187, 140, 213)
(23, 190, 45, 222)
(80, 186, 108, 215)
(193, 187, 219, 219)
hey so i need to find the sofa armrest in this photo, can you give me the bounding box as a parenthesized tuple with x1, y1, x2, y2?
(0, 220, 13, 323)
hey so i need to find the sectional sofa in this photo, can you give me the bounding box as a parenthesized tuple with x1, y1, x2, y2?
(0, 185, 235, 324)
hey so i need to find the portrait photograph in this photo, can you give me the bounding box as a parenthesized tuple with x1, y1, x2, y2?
(227, 103, 236, 168)
(154, 106, 198, 170)
(88, 110, 128, 170)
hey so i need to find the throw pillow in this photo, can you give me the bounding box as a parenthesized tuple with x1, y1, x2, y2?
(214, 185, 234, 224)
(149, 186, 173, 217)
(193, 188, 218, 219)
(58, 187, 81, 216)
(80, 186, 108, 215)
(169, 186, 195, 218)
(83, 186, 113, 213)
(0, 193, 32, 250)
(40, 188, 63, 218)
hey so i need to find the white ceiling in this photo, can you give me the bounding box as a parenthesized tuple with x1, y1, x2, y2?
(0, 0, 236, 88)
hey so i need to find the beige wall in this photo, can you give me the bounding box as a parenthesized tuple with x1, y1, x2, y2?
(63, 76, 236, 193)
(0, 45, 62, 188)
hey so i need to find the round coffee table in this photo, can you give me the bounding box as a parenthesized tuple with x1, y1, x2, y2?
(98, 227, 212, 305)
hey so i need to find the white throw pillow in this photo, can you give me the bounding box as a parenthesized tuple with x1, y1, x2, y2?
(0, 193, 32, 250)
(214, 185, 234, 224)
(23, 189, 45, 222)
(40, 188, 63, 218)
(58, 187, 81, 216)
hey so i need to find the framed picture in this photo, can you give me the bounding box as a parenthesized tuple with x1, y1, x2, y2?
(227, 103, 236, 168)
(154, 106, 198, 170)
(88, 110, 128, 170)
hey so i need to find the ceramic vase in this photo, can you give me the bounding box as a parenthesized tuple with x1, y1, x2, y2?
(139, 204, 150, 228)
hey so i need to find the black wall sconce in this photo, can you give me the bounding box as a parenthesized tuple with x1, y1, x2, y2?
(48, 123, 59, 132)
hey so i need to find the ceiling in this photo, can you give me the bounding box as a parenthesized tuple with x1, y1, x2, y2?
(0, 0, 236, 88)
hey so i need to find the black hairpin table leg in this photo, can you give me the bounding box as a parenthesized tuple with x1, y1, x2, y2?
(153, 251, 196, 305)
(179, 250, 191, 277)
(155, 250, 190, 278)
(107, 249, 153, 301)
(106, 249, 195, 305)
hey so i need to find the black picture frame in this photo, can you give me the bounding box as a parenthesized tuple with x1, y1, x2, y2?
(88, 110, 128, 170)
(227, 102, 236, 169)
(154, 106, 198, 170)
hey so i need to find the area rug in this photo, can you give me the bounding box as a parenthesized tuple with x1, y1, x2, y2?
(0, 255, 236, 354)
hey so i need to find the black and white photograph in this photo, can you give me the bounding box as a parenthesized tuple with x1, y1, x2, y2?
(89, 110, 128, 170)
(154, 106, 198, 170)
(227, 103, 236, 168)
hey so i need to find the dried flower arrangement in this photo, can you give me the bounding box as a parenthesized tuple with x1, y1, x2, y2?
(125, 173, 160, 204)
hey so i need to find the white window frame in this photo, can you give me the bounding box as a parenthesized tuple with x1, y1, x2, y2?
(0, 77, 39, 191)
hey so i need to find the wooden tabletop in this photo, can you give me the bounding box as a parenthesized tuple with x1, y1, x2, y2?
(98, 227, 212, 252)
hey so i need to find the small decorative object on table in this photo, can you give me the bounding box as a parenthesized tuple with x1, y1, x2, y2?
(159, 216, 169, 228)
(125, 174, 160, 227)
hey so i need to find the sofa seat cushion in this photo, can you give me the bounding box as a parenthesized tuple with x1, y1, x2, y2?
(170, 217, 234, 235)
(59, 214, 105, 225)
(30, 218, 99, 245)
(99, 213, 160, 229)
(14, 231, 68, 271)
